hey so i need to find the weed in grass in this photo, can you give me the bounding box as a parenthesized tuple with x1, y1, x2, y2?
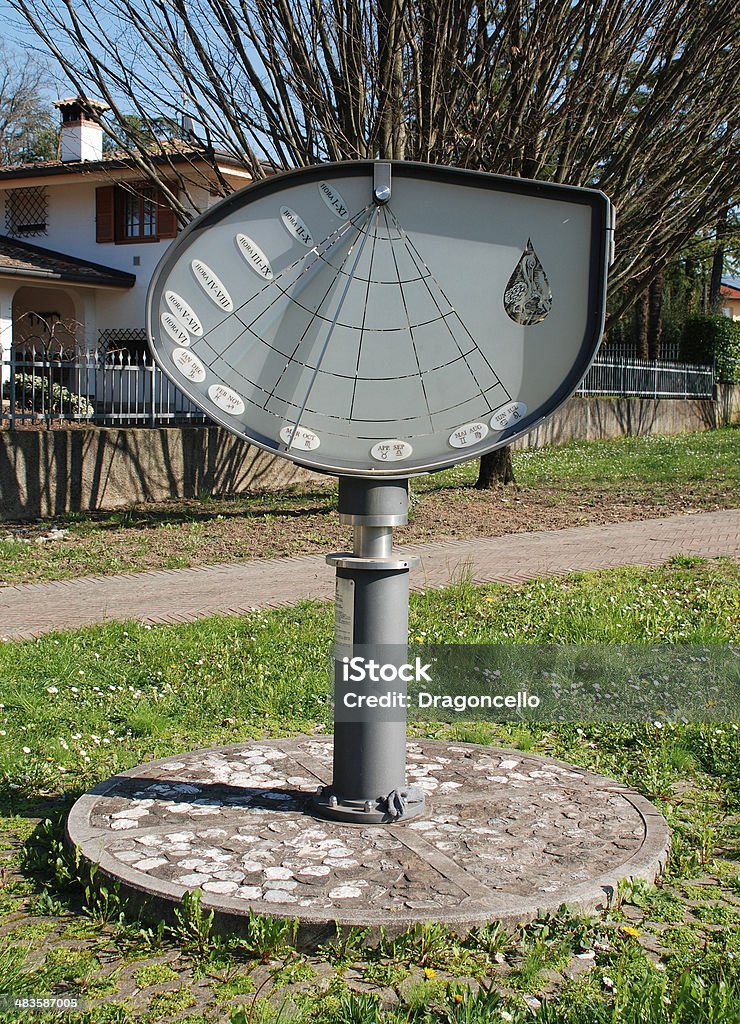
(333, 991, 381, 1024)
(213, 971, 257, 1002)
(27, 888, 68, 917)
(172, 888, 217, 958)
(390, 922, 463, 969)
(507, 937, 559, 993)
(398, 975, 449, 1016)
(270, 959, 315, 986)
(41, 946, 101, 990)
(6, 919, 57, 940)
(317, 926, 371, 968)
(438, 981, 506, 1024)
(238, 909, 297, 964)
(144, 986, 197, 1020)
(691, 901, 740, 926)
(82, 863, 127, 925)
(0, 943, 33, 994)
(448, 722, 496, 745)
(124, 703, 172, 738)
(467, 920, 515, 959)
(361, 959, 410, 989)
(133, 962, 179, 988)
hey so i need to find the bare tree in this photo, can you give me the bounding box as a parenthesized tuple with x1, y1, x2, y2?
(0, 41, 57, 164)
(10, 0, 740, 480)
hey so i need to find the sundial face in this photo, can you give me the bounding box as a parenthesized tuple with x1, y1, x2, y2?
(147, 161, 612, 477)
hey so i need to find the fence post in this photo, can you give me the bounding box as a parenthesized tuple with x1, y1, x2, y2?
(150, 360, 157, 427)
(9, 345, 16, 431)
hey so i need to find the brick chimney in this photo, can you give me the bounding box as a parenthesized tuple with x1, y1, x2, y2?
(53, 97, 110, 163)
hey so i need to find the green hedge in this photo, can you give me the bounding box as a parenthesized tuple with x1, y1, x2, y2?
(2, 373, 94, 417)
(680, 315, 740, 382)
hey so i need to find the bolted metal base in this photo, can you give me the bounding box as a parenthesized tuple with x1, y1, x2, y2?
(312, 784, 426, 824)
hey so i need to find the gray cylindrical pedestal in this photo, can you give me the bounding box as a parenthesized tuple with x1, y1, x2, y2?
(314, 478, 423, 824)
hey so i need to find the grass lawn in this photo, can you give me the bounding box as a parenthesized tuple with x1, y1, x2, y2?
(0, 559, 738, 1022)
(0, 427, 738, 586)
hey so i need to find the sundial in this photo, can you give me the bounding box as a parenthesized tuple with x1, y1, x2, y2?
(148, 161, 613, 825)
(147, 161, 612, 478)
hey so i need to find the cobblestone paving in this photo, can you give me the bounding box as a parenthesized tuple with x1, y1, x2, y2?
(2, 509, 738, 639)
(68, 738, 671, 931)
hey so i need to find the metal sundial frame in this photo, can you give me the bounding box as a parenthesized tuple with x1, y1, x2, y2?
(147, 160, 614, 826)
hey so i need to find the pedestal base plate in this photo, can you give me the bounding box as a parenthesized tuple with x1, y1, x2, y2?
(66, 738, 670, 941)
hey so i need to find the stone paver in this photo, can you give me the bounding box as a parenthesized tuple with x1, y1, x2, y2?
(66, 737, 671, 937)
(1, 509, 738, 640)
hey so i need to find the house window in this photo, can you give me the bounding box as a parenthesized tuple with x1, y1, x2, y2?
(99, 328, 150, 363)
(95, 182, 178, 244)
(5, 187, 48, 237)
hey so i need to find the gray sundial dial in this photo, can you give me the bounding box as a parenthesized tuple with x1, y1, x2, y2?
(147, 161, 613, 477)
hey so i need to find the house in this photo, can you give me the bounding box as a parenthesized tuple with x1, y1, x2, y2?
(0, 98, 252, 384)
(720, 279, 740, 321)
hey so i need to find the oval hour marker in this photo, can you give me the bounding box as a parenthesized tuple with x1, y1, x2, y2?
(448, 422, 489, 448)
(490, 402, 527, 430)
(171, 347, 206, 382)
(191, 259, 233, 311)
(165, 291, 202, 335)
(318, 181, 348, 219)
(160, 312, 190, 346)
(235, 234, 273, 280)
(280, 206, 313, 247)
(280, 425, 320, 451)
(208, 383, 245, 416)
(370, 439, 413, 462)
(503, 239, 553, 325)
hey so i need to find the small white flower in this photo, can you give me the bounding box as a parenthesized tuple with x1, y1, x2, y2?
(22, 746, 31, 754)
(70, 687, 79, 694)
(602, 975, 615, 989)
(46, 686, 58, 694)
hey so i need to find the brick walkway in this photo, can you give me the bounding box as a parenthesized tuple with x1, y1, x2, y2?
(1, 509, 737, 640)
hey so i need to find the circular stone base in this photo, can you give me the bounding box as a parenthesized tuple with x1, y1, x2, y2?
(66, 738, 670, 940)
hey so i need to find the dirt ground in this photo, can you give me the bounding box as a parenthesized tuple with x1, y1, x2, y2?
(1, 475, 735, 588)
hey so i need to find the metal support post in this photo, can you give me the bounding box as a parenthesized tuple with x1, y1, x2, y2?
(313, 477, 425, 824)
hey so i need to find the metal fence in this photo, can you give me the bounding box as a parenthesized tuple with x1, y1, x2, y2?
(575, 356, 714, 399)
(0, 349, 716, 429)
(1, 349, 207, 428)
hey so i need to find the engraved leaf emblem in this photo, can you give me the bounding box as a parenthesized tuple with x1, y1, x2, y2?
(503, 239, 553, 325)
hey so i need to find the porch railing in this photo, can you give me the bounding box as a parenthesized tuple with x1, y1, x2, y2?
(1, 349, 207, 428)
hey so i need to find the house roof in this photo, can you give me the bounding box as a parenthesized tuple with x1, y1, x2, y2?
(0, 143, 253, 182)
(720, 282, 740, 300)
(0, 235, 136, 289)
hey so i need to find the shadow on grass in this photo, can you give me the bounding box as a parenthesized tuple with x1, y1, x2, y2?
(5, 489, 340, 533)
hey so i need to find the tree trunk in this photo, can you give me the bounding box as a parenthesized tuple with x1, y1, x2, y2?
(635, 289, 650, 359)
(709, 205, 729, 312)
(647, 273, 664, 360)
(475, 446, 515, 488)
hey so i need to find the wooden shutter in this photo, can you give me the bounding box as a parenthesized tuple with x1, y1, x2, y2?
(95, 185, 115, 243)
(156, 185, 178, 239)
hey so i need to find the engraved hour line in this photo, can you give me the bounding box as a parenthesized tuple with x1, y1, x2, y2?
(382, 204, 435, 431)
(282, 205, 381, 452)
(385, 206, 513, 409)
(261, 205, 376, 413)
(348, 207, 380, 420)
(386, 205, 507, 411)
(200, 203, 374, 360)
